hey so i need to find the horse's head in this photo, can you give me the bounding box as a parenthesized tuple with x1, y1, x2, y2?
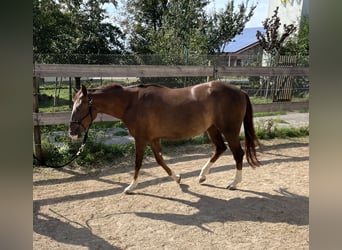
(69, 85, 94, 140)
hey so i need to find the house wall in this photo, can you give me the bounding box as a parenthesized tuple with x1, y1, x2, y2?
(268, 0, 309, 33)
(225, 44, 263, 67)
(262, 0, 309, 66)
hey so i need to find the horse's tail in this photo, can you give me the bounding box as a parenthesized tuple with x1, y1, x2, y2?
(243, 93, 261, 167)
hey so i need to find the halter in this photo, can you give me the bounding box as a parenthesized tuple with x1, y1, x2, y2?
(33, 94, 94, 169)
(70, 94, 94, 131)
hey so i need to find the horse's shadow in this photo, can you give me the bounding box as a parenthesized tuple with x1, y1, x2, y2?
(33, 202, 121, 250)
(135, 184, 308, 231)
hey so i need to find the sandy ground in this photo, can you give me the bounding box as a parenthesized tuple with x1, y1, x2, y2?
(33, 137, 309, 250)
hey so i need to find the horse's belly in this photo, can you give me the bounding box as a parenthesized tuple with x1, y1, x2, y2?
(157, 119, 210, 139)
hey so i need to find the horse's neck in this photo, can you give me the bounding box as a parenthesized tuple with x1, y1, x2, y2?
(93, 89, 133, 119)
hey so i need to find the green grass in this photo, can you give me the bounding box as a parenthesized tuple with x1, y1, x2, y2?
(253, 111, 287, 117)
(35, 125, 309, 168)
(255, 126, 309, 140)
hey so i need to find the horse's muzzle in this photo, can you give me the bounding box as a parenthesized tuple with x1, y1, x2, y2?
(69, 127, 82, 140)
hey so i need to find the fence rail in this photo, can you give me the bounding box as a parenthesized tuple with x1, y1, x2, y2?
(33, 64, 309, 77)
(33, 102, 309, 126)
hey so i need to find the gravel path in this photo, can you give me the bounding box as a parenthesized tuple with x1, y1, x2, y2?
(252, 112, 309, 129)
(33, 138, 309, 249)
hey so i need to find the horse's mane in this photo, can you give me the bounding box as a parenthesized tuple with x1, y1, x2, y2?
(88, 83, 166, 93)
(87, 84, 122, 93)
(102, 84, 123, 90)
(126, 83, 166, 89)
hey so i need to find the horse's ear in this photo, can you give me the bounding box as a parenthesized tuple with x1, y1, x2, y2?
(81, 85, 87, 97)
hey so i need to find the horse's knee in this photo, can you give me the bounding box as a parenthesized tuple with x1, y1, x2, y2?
(217, 142, 227, 155)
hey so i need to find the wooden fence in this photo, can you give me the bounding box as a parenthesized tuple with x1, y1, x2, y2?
(33, 64, 309, 160)
(33, 64, 309, 78)
(32, 102, 308, 126)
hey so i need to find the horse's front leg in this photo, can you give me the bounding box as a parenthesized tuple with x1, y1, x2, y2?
(227, 169, 242, 190)
(151, 139, 181, 184)
(123, 140, 146, 194)
(199, 126, 226, 183)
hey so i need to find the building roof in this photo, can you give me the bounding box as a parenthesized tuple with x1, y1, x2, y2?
(221, 27, 264, 53)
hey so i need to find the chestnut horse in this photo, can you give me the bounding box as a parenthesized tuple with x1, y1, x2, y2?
(69, 81, 260, 194)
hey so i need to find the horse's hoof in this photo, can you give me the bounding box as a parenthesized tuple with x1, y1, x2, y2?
(123, 188, 135, 195)
(176, 174, 181, 184)
(226, 184, 237, 190)
(199, 175, 206, 183)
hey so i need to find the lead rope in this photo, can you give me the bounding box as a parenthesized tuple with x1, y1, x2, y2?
(33, 93, 94, 169)
(33, 125, 91, 169)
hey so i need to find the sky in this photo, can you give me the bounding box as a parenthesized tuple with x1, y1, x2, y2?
(104, 0, 269, 28)
(205, 0, 269, 27)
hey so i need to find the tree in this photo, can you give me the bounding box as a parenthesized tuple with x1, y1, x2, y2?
(256, 7, 297, 59)
(33, 0, 125, 64)
(33, 0, 125, 89)
(207, 0, 256, 54)
(120, 0, 169, 55)
(33, 0, 77, 63)
(73, 0, 124, 59)
(280, 15, 309, 64)
(121, 0, 257, 59)
(150, 0, 209, 64)
(255, 7, 299, 99)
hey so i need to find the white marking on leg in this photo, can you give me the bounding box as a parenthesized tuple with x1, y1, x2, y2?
(199, 160, 214, 183)
(123, 178, 138, 194)
(227, 169, 242, 190)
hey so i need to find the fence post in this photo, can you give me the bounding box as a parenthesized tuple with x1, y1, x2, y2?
(207, 60, 214, 82)
(33, 76, 42, 162)
(69, 77, 72, 108)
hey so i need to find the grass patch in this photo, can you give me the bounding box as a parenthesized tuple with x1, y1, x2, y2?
(36, 126, 309, 168)
(254, 126, 309, 140)
(34, 136, 137, 167)
(254, 111, 287, 117)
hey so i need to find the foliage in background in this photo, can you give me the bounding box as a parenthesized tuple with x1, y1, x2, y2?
(116, 0, 256, 86)
(256, 6, 297, 58)
(36, 133, 136, 167)
(280, 15, 309, 65)
(207, 0, 256, 54)
(120, 0, 256, 60)
(33, 0, 124, 64)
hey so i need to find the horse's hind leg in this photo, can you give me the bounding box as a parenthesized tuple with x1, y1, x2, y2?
(199, 126, 227, 183)
(223, 133, 245, 190)
(151, 139, 181, 184)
